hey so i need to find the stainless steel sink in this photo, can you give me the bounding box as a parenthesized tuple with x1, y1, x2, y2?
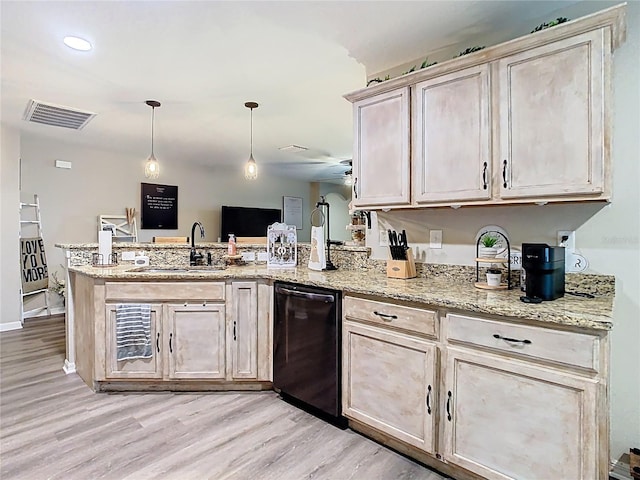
(130, 266, 226, 274)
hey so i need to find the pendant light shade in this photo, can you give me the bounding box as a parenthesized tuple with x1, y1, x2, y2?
(244, 101, 259, 180)
(144, 100, 161, 179)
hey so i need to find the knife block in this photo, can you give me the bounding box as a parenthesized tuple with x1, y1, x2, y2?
(386, 248, 417, 279)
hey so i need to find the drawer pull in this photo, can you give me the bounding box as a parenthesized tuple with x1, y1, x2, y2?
(493, 333, 531, 345)
(373, 311, 397, 321)
(156, 332, 160, 353)
(426, 385, 432, 415)
(446, 391, 452, 421)
(169, 332, 173, 353)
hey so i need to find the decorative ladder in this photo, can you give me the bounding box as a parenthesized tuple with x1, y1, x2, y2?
(19, 194, 50, 324)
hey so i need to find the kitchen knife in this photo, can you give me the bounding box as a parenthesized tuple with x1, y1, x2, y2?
(400, 230, 408, 260)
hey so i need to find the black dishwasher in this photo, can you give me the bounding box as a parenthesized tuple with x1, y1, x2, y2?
(273, 281, 345, 427)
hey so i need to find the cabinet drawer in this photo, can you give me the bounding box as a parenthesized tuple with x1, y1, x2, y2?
(344, 296, 437, 338)
(105, 282, 225, 301)
(446, 313, 599, 372)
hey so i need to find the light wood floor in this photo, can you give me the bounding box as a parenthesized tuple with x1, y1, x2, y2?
(1, 315, 449, 480)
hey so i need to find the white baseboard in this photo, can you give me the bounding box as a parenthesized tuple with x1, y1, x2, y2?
(0, 321, 23, 332)
(63, 359, 76, 374)
(23, 306, 65, 319)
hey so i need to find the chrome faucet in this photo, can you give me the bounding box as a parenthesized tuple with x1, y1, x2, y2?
(190, 221, 205, 266)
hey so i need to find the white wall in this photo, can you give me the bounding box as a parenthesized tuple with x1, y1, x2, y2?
(0, 124, 22, 329)
(367, 1, 640, 462)
(19, 134, 313, 280)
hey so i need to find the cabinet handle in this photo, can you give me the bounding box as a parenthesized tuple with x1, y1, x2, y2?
(502, 159, 508, 188)
(493, 333, 532, 345)
(169, 332, 173, 353)
(353, 177, 358, 199)
(446, 391, 452, 421)
(373, 311, 397, 321)
(482, 161, 488, 190)
(233, 321, 237, 341)
(156, 332, 160, 353)
(426, 385, 432, 415)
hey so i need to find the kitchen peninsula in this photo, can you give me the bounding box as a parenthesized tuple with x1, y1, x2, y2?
(61, 240, 615, 480)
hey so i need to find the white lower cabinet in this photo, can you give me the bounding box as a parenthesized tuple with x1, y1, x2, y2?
(343, 321, 437, 453)
(106, 303, 164, 379)
(166, 303, 226, 379)
(342, 297, 607, 480)
(103, 280, 272, 383)
(441, 346, 598, 480)
(342, 296, 439, 454)
(106, 302, 226, 380)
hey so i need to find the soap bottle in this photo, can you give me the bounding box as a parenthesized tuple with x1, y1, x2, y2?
(228, 234, 237, 255)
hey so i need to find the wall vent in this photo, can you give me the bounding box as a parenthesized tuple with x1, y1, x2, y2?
(22, 99, 96, 130)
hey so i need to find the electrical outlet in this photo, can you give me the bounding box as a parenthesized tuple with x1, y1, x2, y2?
(121, 251, 135, 261)
(257, 252, 268, 262)
(429, 230, 442, 249)
(242, 252, 256, 262)
(379, 230, 388, 246)
(557, 230, 576, 252)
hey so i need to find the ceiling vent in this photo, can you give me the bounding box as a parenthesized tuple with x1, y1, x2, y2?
(22, 99, 96, 130)
(278, 144, 309, 153)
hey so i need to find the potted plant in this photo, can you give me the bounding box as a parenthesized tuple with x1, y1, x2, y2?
(49, 271, 66, 306)
(479, 233, 499, 258)
(486, 267, 502, 287)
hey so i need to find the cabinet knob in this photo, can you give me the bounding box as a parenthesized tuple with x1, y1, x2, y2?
(426, 385, 432, 415)
(156, 332, 160, 353)
(446, 390, 452, 421)
(353, 177, 358, 199)
(169, 332, 173, 353)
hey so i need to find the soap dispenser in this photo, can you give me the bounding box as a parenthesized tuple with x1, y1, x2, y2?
(228, 234, 237, 255)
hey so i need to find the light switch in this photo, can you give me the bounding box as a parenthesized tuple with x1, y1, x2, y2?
(429, 230, 442, 249)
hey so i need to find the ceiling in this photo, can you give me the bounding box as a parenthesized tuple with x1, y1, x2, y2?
(1, 1, 579, 184)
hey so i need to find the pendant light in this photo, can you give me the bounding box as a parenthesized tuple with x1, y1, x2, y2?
(244, 101, 259, 180)
(144, 100, 161, 179)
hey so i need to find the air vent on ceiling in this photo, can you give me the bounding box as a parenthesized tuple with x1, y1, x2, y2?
(22, 99, 96, 130)
(278, 144, 309, 153)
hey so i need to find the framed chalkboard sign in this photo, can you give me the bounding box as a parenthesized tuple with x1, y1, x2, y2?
(141, 183, 178, 229)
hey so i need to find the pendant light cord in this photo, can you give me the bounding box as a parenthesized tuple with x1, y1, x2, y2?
(150, 106, 155, 157)
(250, 107, 253, 156)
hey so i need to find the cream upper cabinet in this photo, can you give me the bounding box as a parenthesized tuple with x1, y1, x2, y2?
(352, 87, 411, 208)
(498, 29, 607, 200)
(442, 346, 599, 480)
(166, 303, 226, 380)
(343, 321, 437, 453)
(344, 5, 623, 209)
(413, 64, 492, 203)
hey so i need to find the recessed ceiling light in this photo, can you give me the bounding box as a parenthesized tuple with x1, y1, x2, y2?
(63, 36, 92, 51)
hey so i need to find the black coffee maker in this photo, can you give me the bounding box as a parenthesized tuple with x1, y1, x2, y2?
(522, 243, 565, 301)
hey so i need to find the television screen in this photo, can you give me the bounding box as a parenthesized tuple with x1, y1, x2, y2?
(220, 205, 281, 240)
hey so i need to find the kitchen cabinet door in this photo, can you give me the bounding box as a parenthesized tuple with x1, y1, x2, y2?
(166, 303, 226, 379)
(413, 65, 492, 203)
(352, 87, 411, 208)
(498, 29, 607, 200)
(343, 322, 437, 454)
(442, 346, 598, 480)
(229, 282, 258, 380)
(105, 303, 163, 379)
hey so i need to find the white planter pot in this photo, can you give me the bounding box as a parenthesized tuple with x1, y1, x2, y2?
(479, 246, 498, 258)
(486, 271, 502, 287)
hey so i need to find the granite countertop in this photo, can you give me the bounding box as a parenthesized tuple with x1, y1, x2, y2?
(69, 264, 614, 331)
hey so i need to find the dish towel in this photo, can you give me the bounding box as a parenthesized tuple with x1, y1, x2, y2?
(115, 304, 152, 361)
(308, 226, 326, 271)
